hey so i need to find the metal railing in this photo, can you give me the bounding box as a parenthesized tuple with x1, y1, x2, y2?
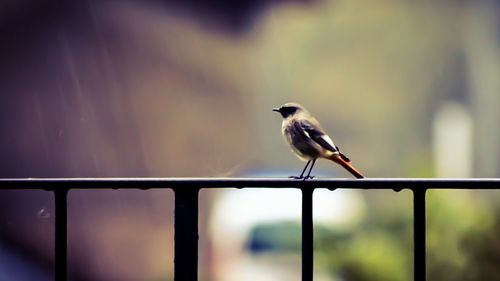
(1, 178, 500, 281)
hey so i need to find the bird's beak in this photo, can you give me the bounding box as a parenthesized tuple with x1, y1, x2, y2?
(272, 108, 281, 113)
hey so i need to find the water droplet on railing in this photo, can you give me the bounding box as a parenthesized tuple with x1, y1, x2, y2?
(37, 208, 51, 219)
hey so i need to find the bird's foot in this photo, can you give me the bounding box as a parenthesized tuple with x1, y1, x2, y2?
(289, 175, 303, 180)
(303, 175, 315, 180)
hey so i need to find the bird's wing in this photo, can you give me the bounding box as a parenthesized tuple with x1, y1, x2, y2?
(298, 119, 339, 153)
(299, 119, 352, 162)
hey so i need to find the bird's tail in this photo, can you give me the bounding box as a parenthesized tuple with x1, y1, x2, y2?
(328, 155, 364, 179)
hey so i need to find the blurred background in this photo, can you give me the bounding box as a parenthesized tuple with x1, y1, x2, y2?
(0, 0, 499, 280)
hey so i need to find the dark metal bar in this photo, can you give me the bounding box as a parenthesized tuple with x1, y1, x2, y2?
(174, 187, 200, 281)
(302, 188, 314, 281)
(1, 178, 500, 190)
(413, 188, 426, 281)
(54, 189, 68, 281)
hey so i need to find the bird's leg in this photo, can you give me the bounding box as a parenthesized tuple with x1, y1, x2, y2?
(290, 160, 311, 179)
(304, 158, 317, 179)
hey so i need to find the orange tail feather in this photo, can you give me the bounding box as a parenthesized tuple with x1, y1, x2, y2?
(329, 155, 364, 179)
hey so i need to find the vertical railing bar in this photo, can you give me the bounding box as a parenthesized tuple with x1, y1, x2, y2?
(302, 187, 314, 281)
(174, 187, 200, 281)
(54, 188, 68, 281)
(413, 188, 426, 281)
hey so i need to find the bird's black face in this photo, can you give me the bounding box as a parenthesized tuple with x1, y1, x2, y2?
(273, 105, 301, 118)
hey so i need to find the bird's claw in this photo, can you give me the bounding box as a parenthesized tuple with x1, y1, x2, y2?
(289, 175, 315, 180)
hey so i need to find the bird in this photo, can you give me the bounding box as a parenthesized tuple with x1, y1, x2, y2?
(273, 102, 364, 179)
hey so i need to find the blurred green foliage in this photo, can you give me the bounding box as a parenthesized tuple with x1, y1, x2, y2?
(314, 190, 413, 281)
(427, 190, 500, 281)
(253, 190, 500, 281)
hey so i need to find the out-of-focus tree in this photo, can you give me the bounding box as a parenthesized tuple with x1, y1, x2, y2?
(313, 190, 413, 281)
(427, 190, 500, 281)
(311, 190, 500, 281)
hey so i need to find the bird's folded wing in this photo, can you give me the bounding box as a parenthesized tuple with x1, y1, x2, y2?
(298, 120, 338, 152)
(298, 119, 352, 162)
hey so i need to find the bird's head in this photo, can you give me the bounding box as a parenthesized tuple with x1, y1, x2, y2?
(273, 102, 305, 118)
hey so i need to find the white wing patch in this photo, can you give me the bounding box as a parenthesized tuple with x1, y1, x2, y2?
(320, 134, 338, 152)
(302, 129, 311, 139)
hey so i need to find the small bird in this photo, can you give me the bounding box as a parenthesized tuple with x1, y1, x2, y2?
(273, 102, 364, 179)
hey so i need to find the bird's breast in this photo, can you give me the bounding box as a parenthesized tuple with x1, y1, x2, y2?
(282, 120, 320, 160)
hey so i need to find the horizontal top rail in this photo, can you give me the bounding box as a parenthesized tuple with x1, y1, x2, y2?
(0, 177, 499, 190)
